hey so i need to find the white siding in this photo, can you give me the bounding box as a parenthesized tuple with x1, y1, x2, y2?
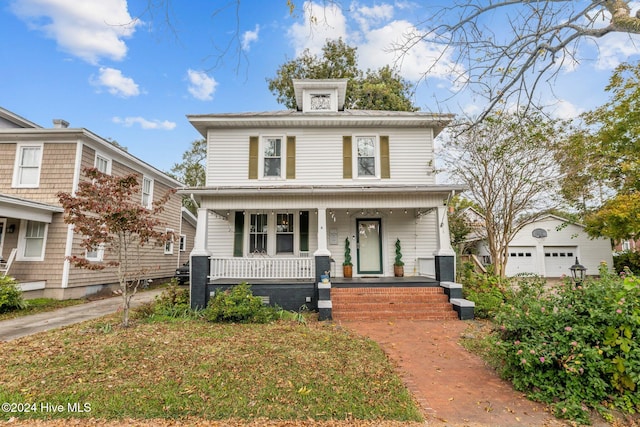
(505, 216, 613, 277)
(206, 127, 436, 186)
(326, 209, 437, 277)
(206, 212, 234, 257)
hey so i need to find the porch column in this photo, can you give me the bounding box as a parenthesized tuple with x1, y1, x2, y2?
(314, 208, 331, 284)
(190, 207, 211, 309)
(434, 205, 456, 282)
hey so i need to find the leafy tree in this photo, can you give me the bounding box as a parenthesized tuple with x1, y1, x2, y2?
(558, 61, 640, 241)
(58, 167, 175, 327)
(168, 138, 206, 214)
(266, 38, 417, 111)
(442, 112, 562, 276)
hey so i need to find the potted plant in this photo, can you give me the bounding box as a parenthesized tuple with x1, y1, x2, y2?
(394, 238, 404, 277)
(343, 237, 353, 278)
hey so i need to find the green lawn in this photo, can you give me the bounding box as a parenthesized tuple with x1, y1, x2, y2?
(0, 315, 423, 423)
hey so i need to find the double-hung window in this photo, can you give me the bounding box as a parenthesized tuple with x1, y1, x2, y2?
(263, 137, 282, 177)
(95, 153, 112, 175)
(141, 177, 153, 208)
(19, 220, 47, 261)
(13, 144, 42, 188)
(356, 136, 377, 177)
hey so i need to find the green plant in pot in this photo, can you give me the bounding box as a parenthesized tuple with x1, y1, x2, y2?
(343, 237, 353, 278)
(394, 238, 404, 277)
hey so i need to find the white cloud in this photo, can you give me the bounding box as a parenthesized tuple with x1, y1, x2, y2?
(594, 32, 640, 70)
(549, 99, 583, 120)
(287, 1, 466, 90)
(9, 0, 139, 64)
(186, 69, 217, 101)
(288, 1, 348, 56)
(112, 116, 176, 130)
(242, 25, 260, 51)
(352, 3, 394, 32)
(90, 67, 140, 97)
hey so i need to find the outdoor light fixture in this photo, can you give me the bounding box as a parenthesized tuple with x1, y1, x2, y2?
(569, 257, 586, 284)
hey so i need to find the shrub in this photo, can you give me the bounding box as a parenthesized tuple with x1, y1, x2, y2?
(614, 250, 640, 275)
(460, 263, 507, 319)
(0, 276, 26, 313)
(203, 282, 268, 323)
(151, 281, 193, 319)
(492, 270, 640, 423)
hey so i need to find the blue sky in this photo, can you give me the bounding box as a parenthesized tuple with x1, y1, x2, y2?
(2, 0, 640, 174)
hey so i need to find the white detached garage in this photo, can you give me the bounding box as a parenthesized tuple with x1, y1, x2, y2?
(504, 215, 613, 278)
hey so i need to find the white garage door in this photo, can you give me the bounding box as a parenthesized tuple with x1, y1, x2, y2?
(506, 247, 537, 276)
(544, 246, 577, 277)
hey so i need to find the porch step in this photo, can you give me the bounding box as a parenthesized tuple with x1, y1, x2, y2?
(332, 286, 459, 321)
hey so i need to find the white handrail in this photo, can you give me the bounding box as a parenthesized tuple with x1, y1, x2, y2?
(210, 257, 315, 280)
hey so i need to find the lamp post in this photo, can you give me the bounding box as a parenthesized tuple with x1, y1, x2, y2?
(569, 257, 586, 285)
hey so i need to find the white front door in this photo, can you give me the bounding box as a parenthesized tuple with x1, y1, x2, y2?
(357, 219, 382, 275)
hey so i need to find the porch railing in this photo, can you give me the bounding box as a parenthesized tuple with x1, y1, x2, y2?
(210, 257, 315, 280)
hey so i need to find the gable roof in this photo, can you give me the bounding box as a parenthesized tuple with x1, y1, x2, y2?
(0, 106, 183, 188)
(0, 107, 41, 129)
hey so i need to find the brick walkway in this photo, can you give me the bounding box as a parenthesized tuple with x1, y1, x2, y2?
(341, 319, 572, 427)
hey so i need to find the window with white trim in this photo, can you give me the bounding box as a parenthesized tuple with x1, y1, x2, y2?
(95, 153, 112, 175)
(141, 177, 153, 208)
(13, 144, 43, 188)
(86, 244, 105, 262)
(355, 136, 378, 177)
(164, 228, 174, 255)
(18, 220, 47, 261)
(179, 234, 186, 252)
(261, 137, 284, 178)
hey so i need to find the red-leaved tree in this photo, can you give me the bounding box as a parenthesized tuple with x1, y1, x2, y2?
(58, 167, 176, 327)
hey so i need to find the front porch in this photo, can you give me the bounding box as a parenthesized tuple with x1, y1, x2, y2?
(187, 185, 472, 317)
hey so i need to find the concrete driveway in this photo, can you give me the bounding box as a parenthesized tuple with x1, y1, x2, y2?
(0, 288, 164, 341)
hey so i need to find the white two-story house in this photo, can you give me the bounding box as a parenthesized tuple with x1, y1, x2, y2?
(184, 79, 466, 318)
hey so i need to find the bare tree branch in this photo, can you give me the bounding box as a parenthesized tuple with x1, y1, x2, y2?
(395, 1, 640, 125)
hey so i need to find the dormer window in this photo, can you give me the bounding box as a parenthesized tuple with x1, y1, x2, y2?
(310, 94, 332, 111)
(292, 79, 347, 113)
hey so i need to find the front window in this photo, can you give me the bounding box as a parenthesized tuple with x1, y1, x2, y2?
(356, 136, 377, 177)
(250, 214, 268, 254)
(276, 213, 294, 253)
(263, 137, 282, 177)
(14, 144, 42, 187)
(141, 177, 153, 208)
(18, 220, 47, 260)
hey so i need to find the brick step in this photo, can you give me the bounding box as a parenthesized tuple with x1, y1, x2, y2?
(332, 294, 450, 304)
(330, 286, 459, 321)
(333, 310, 459, 321)
(333, 302, 454, 312)
(333, 287, 445, 295)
